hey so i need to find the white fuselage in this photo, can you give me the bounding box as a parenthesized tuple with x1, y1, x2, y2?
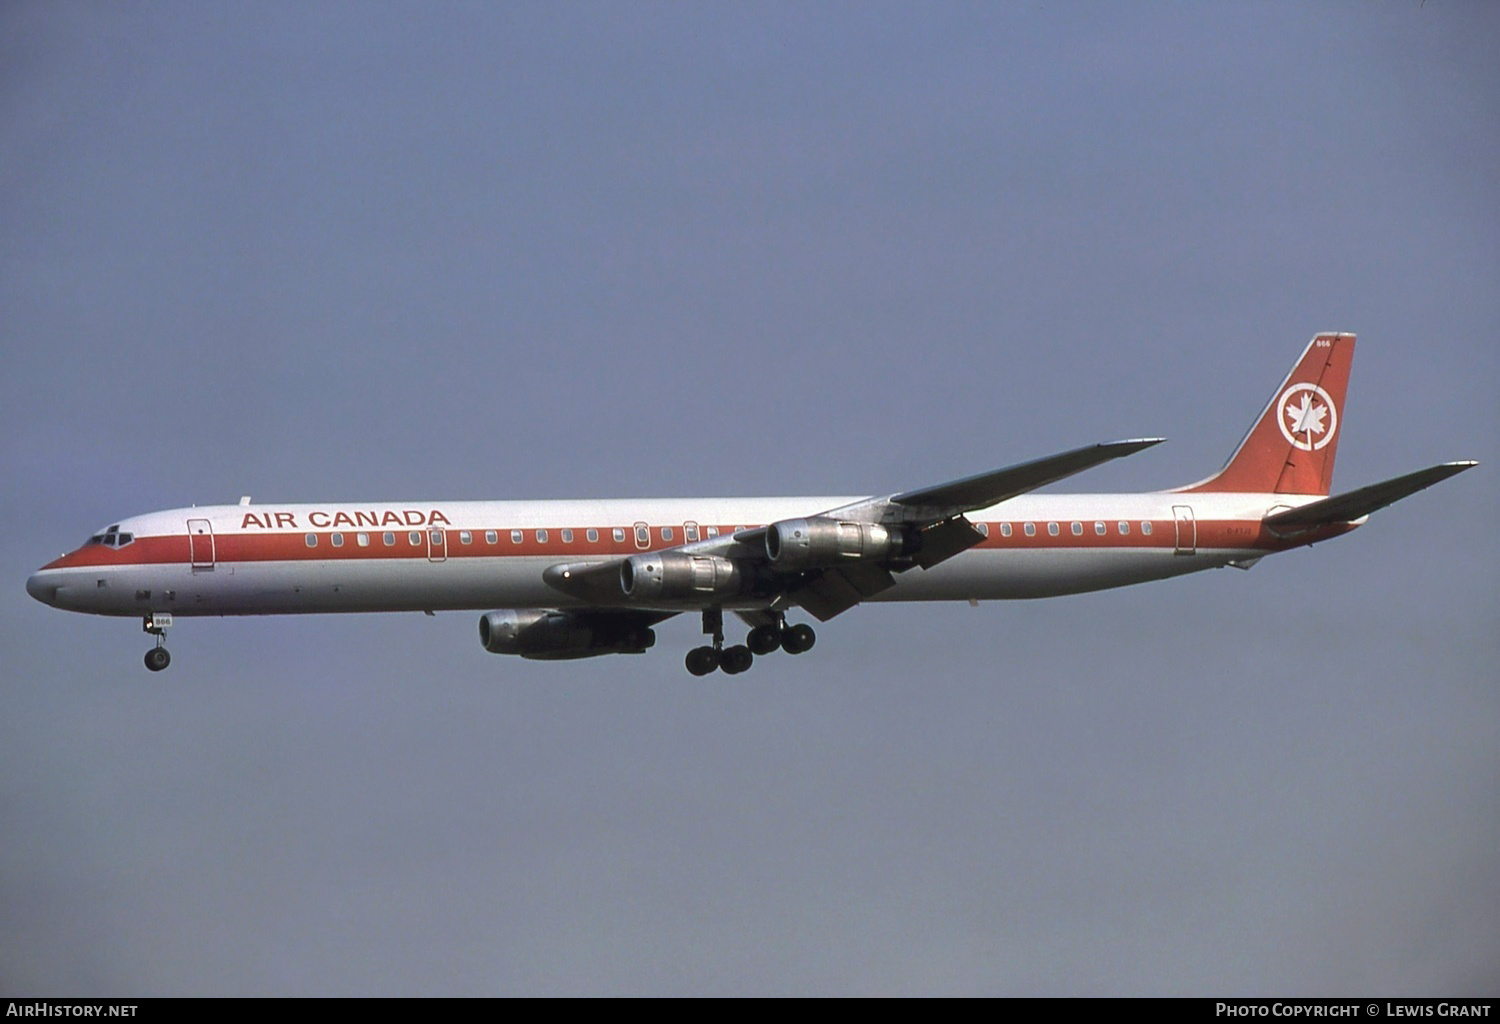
(26, 490, 1333, 620)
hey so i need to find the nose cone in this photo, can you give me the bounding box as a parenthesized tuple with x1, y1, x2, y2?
(26, 571, 57, 605)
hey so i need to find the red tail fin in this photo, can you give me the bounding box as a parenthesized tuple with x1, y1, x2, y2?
(1181, 333, 1354, 495)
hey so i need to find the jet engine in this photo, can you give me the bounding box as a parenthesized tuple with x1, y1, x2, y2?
(619, 552, 743, 602)
(479, 609, 655, 660)
(765, 517, 905, 571)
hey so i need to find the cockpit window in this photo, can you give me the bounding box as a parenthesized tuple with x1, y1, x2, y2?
(87, 527, 134, 548)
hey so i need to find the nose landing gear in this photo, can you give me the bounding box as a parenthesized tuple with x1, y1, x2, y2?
(142, 613, 173, 672)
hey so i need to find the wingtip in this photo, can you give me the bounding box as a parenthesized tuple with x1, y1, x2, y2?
(1110, 437, 1167, 449)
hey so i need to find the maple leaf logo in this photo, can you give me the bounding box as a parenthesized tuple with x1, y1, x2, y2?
(1276, 383, 1338, 451)
(1284, 393, 1327, 437)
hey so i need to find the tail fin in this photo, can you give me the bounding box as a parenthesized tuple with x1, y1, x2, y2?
(1181, 333, 1355, 495)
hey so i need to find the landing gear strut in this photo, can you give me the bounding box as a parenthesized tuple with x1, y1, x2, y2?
(687, 608, 750, 676)
(142, 613, 172, 672)
(683, 610, 816, 675)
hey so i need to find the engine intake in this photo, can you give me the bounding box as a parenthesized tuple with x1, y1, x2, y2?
(619, 551, 743, 602)
(479, 609, 655, 660)
(765, 517, 904, 571)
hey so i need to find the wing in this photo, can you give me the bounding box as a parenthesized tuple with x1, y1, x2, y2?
(844, 438, 1166, 522)
(544, 438, 1166, 620)
(780, 438, 1166, 618)
(1263, 461, 1477, 532)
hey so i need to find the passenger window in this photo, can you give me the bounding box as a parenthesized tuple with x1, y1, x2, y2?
(485, 530, 497, 544)
(1118, 521, 1129, 535)
(383, 532, 396, 546)
(1048, 522, 1060, 536)
(1095, 522, 1106, 535)
(706, 526, 718, 538)
(305, 534, 318, 547)
(409, 531, 422, 546)
(1071, 522, 1083, 536)
(511, 530, 522, 544)
(586, 529, 599, 543)
(613, 527, 626, 543)
(661, 527, 673, 542)
(536, 529, 547, 543)
(1023, 522, 1036, 536)
(331, 533, 344, 547)
(357, 532, 370, 547)
(635, 525, 649, 546)
(975, 522, 989, 538)
(561, 529, 573, 543)
(1141, 521, 1153, 535)
(430, 530, 442, 545)
(1000, 522, 1012, 537)
(685, 525, 699, 542)
(459, 531, 472, 545)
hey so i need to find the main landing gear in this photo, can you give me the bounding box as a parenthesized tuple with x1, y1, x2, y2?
(142, 613, 173, 672)
(684, 609, 816, 676)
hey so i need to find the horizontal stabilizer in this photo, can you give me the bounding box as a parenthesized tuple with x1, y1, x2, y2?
(1263, 461, 1477, 530)
(889, 438, 1165, 514)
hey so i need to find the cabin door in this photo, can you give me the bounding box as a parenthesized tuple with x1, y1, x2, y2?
(187, 519, 215, 572)
(1172, 505, 1196, 555)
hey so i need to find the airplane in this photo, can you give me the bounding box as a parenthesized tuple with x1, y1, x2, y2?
(26, 333, 1476, 675)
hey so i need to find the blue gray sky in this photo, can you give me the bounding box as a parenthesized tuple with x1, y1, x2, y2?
(3, 1, 1496, 995)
